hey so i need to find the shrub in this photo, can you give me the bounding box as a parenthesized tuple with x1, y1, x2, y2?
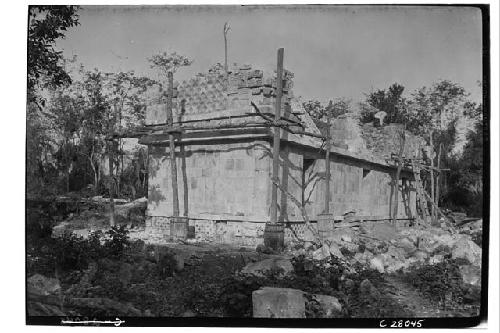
(104, 225, 130, 257)
(401, 259, 479, 308)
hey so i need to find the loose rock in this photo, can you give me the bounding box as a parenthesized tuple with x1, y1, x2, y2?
(241, 258, 293, 277)
(252, 287, 305, 318)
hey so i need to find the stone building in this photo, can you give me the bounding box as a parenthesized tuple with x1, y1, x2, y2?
(138, 64, 426, 246)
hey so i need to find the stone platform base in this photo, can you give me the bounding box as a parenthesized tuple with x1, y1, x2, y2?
(144, 216, 414, 246)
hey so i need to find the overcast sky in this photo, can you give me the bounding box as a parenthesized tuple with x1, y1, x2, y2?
(56, 5, 483, 103)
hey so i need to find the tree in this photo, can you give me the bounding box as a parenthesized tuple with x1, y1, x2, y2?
(78, 69, 111, 193)
(445, 119, 483, 216)
(28, 5, 79, 103)
(361, 83, 407, 124)
(406, 80, 480, 216)
(148, 52, 193, 77)
(102, 71, 155, 193)
(49, 86, 85, 192)
(302, 97, 351, 121)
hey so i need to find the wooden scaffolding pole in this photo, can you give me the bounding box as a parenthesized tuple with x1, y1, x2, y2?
(324, 114, 332, 214)
(270, 48, 284, 225)
(392, 129, 406, 224)
(167, 71, 180, 219)
(264, 48, 285, 251)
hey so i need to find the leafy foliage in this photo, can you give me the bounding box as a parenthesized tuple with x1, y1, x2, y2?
(361, 83, 407, 124)
(401, 260, 481, 308)
(303, 98, 351, 121)
(148, 52, 193, 75)
(28, 6, 80, 102)
(104, 226, 130, 257)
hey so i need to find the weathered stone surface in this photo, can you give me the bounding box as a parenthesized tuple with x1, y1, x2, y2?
(27, 274, 61, 296)
(311, 294, 342, 317)
(327, 242, 345, 259)
(312, 245, 330, 261)
(369, 255, 385, 273)
(398, 237, 416, 253)
(353, 250, 374, 265)
(459, 265, 481, 287)
(252, 287, 305, 318)
(414, 250, 429, 261)
(241, 258, 293, 277)
(452, 238, 482, 267)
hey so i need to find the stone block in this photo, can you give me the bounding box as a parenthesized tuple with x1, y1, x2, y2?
(252, 287, 305, 318)
(241, 258, 293, 277)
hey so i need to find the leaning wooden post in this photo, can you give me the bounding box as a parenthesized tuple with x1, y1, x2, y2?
(317, 112, 334, 242)
(265, 48, 285, 251)
(324, 114, 332, 214)
(392, 129, 406, 225)
(166, 71, 183, 240)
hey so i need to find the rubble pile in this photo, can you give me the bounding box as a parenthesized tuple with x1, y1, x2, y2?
(284, 221, 482, 280)
(51, 197, 147, 238)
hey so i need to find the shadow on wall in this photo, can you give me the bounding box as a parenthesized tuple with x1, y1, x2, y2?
(148, 184, 166, 206)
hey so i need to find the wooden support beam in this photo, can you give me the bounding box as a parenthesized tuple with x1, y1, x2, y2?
(270, 48, 284, 225)
(392, 129, 406, 224)
(324, 115, 332, 214)
(167, 71, 180, 218)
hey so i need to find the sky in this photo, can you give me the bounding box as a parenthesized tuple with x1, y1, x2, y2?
(56, 5, 483, 104)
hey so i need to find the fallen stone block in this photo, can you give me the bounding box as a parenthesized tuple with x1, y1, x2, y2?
(459, 265, 481, 287)
(312, 245, 330, 261)
(327, 242, 345, 259)
(252, 287, 305, 318)
(452, 238, 482, 267)
(241, 258, 293, 277)
(369, 255, 385, 273)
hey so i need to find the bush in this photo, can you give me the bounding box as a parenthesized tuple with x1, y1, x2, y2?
(401, 259, 479, 308)
(104, 225, 130, 257)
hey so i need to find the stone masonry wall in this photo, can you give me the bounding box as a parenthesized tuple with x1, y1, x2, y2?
(147, 140, 271, 221)
(303, 157, 416, 219)
(145, 63, 294, 125)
